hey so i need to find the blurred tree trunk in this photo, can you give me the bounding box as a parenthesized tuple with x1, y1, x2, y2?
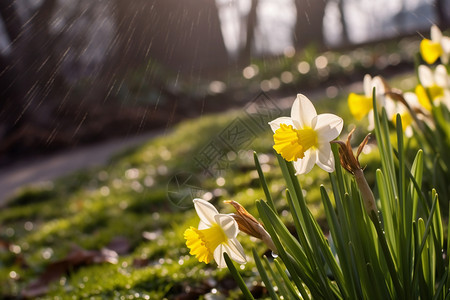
(436, 0, 449, 28)
(293, 0, 327, 50)
(0, 0, 22, 42)
(0, 0, 58, 129)
(239, 0, 258, 65)
(0, 0, 231, 161)
(97, 0, 230, 124)
(337, 0, 349, 46)
(110, 0, 229, 76)
(0, 0, 28, 132)
(0, 0, 67, 158)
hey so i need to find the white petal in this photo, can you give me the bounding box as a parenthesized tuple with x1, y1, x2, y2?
(224, 239, 247, 264)
(441, 37, 450, 53)
(441, 52, 449, 65)
(313, 114, 343, 142)
(193, 198, 218, 227)
(214, 244, 227, 268)
(404, 92, 420, 110)
(367, 111, 375, 131)
(213, 241, 247, 268)
(384, 98, 398, 119)
(372, 76, 386, 100)
(435, 65, 449, 87)
(431, 24, 442, 42)
(442, 90, 450, 110)
(268, 117, 296, 133)
(316, 143, 335, 173)
(363, 74, 373, 97)
(405, 126, 413, 138)
(291, 94, 317, 128)
(418, 65, 434, 87)
(440, 37, 450, 64)
(293, 150, 316, 175)
(215, 214, 239, 239)
(198, 220, 209, 230)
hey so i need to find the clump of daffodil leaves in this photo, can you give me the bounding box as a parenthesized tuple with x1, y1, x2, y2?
(183, 24, 450, 299)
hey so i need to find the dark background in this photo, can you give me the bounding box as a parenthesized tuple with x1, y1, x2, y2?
(0, 0, 448, 165)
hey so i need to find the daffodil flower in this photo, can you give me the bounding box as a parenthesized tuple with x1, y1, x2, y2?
(184, 198, 246, 268)
(348, 74, 387, 130)
(416, 65, 450, 110)
(420, 25, 450, 64)
(393, 91, 431, 137)
(391, 104, 414, 137)
(402, 92, 433, 128)
(269, 94, 343, 175)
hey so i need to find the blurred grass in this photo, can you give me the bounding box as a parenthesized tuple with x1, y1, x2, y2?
(0, 89, 385, 299)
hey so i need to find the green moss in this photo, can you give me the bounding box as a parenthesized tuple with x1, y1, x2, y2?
(0, 88, 387, 298)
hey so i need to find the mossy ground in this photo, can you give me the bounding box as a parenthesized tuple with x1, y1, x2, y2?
(0, 91, 384, 299)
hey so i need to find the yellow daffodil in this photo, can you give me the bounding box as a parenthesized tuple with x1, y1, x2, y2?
(417, 65, 450, 110)
(403, 92, 428, 116)
(269, 94, 343, 175)
(391, 105, 414, 137)
(401, 91, 435, 133)
(184, 198, 246, 268)
(415, 84, 433, 111)
(348, 74, 387, 130)
(401, 91, 435, 130)
(420, 25, 450, 64)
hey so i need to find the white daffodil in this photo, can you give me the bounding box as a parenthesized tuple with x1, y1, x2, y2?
(420, 25, 450, 64)
(347, 74, 388, 130)
(416, 65, 450, 110)
(403, 91, 432, 124)
(269, 94, 343, 175)
(390, 101, 414, 137)
(184, 198, 246, 268)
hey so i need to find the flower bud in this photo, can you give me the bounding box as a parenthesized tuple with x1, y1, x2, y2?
(225, 200, 277, 253)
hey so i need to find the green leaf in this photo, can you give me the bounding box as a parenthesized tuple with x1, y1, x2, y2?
(321, 185, 359, 299)
(409, 150, 424, 219)
(376, 169, 396, 254)
(274, 258, 302, 300)
(224, 252, 255, 300)
(254, 152, 275, 211)
(412, 191, 439, 293)
(252, 248, 278, 300)
(366, 262, 392, 300)
(256, 200, 321, 297)
(258, 195, 309, 267)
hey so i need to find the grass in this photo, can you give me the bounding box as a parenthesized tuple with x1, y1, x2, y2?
(0, 90, 383, 299)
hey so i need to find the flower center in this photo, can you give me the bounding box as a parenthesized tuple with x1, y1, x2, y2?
(273, 124, 318, 162)
(184, 223, 228, 264)
(415, 84, 444, 111)
(415, 84, 432, 111)
(428, 84, 444, 100)
(348, 93, 373, 121)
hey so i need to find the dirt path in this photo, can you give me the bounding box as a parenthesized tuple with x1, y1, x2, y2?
(0, 131, 161, 207)
(0, 83, 364, 208)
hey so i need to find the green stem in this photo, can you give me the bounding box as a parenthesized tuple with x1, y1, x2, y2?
(354, 168, 377, 215)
